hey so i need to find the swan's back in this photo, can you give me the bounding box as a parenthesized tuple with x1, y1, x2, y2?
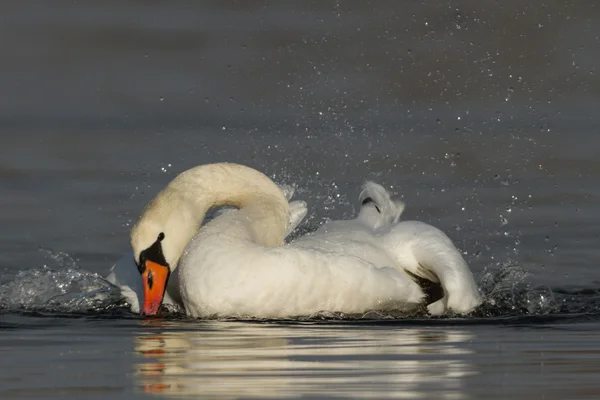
(178, 207, 425, 318)
(179, 230, 425, 318)
(292, 224, 398, 270)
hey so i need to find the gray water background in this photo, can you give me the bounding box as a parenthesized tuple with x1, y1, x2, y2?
(1, 2, 600, 399)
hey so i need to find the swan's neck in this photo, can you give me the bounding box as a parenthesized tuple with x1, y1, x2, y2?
(130, 163, 289, 269)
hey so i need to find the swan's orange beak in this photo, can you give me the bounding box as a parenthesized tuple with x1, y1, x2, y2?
(140, 260, 170, 316)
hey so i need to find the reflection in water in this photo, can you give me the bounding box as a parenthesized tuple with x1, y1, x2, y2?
(134, 321, 475, 399)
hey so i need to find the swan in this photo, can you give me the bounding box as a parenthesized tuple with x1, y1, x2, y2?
(106, 185, 308, 314)
(124, 163, 425, 318)
(292, 181, 482, 315)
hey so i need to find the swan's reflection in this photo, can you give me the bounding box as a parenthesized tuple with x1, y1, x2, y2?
(134, 320, 475, 399)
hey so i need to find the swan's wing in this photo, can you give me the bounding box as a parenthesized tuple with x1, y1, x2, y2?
(278, 184, 307, 236)
(380, 221, 482, 315)
(286, 200, 307, 237)
(279, 184, 296, 201)
(178, 240, 425, 319)
(390, 196, 406, 223)
(105, 252, 143, 313)
(293, 227, 400, 270)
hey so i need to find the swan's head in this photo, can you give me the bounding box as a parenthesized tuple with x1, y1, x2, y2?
(130, 186, 201, 316)
(131, 223, 173, 316)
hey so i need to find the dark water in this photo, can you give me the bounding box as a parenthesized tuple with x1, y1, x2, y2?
(1, 2, 600, 399)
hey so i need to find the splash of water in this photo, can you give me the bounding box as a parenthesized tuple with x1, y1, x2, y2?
(474, 261, 563, 317)
(0, 250, 124, 313)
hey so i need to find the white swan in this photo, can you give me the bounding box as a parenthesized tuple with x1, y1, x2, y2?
(292, 181, 482, 315)
(106, 185, 308, 314)
(121, 163, 425, 318)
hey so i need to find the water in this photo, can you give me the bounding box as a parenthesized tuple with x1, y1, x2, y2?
(1, 2, 600, 399)
(1, 318, 599, 400)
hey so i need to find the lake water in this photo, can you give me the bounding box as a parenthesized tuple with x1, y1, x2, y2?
(1, 2, 599, 399)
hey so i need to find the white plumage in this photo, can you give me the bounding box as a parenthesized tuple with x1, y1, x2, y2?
(108, 164, 480, 318)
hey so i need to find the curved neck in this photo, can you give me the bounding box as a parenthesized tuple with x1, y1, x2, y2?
(130, 163, 289, 269)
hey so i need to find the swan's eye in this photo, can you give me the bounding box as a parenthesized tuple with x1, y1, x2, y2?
(374, 205, 381, 213)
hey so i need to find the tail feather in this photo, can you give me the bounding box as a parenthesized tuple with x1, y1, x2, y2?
(359, 181, 405, 224)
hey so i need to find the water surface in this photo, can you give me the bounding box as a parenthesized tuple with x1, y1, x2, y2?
(1, 2, 599, 399)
